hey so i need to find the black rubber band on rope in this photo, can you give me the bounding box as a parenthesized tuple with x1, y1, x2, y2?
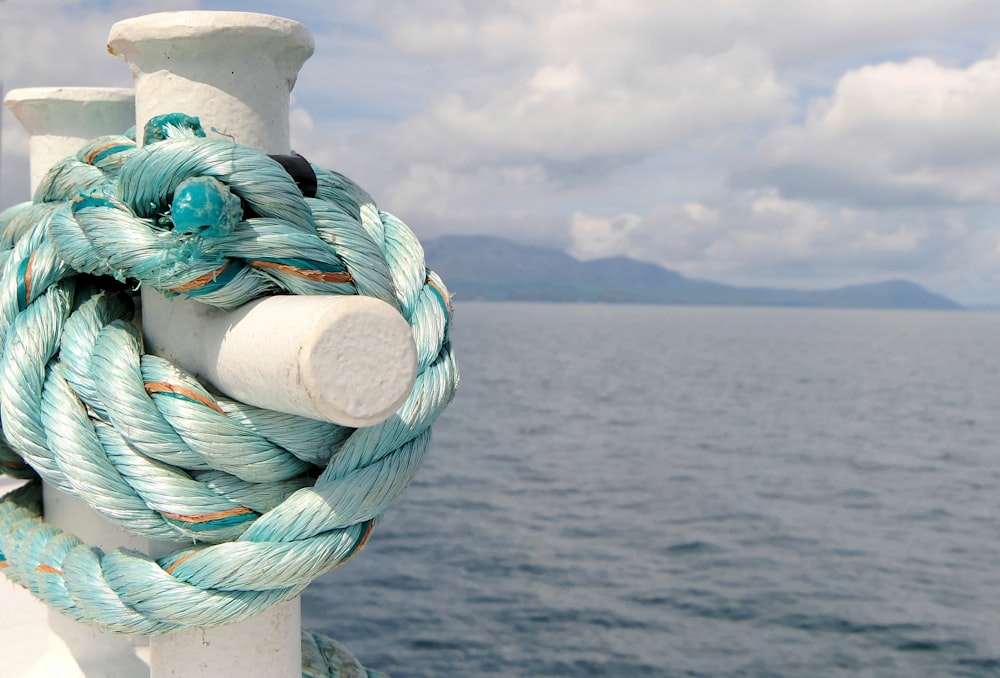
(269, 153, 317, 198)
(240, 153, 317, 219)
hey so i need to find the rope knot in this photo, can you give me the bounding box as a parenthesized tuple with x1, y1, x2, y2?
(169, 176, 243, 237)
(0, 112, 458, 646)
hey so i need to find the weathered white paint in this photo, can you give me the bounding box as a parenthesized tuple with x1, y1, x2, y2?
(3, 87, 134, 195)
(142, 292, 417, 426)
(149, 599, 302, 678)
(110, 11, 411, 678)
(0, 88, 153, 678)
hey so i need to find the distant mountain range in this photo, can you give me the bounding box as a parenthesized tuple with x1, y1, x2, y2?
(423, 235, 963, 310)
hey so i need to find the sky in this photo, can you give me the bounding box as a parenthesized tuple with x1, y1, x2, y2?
(3, 1, 1000, 304)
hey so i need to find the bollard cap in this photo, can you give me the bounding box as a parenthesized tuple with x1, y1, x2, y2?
(106, 11, 314, 153)
(108, 11, 315, 76)
(4, 87, 134, 137)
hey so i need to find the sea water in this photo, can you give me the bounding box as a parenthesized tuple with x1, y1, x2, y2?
(303, 302, 1000, 677)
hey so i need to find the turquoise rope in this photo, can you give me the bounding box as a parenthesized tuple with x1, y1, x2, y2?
(0, 115, 456, 675)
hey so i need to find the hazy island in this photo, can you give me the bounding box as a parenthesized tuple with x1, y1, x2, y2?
(424, 235, 962, 311)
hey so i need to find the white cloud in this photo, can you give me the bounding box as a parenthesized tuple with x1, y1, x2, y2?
(568, 191, 970, 291)
(569, 211, 642, 261)
(356, 4, 802, 168)
(368, 0, 999, 67)
(392, 43, 788, 166)
(752, 53, 1000, 206)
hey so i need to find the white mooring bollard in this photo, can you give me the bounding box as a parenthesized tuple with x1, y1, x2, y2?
(4, 87, 135, 196)
(109, 11, 417, 678)
(0, 11, 420, 678)
(3, 86, 154, 677)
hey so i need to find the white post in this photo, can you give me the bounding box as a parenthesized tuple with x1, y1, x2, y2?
(3, 87, 154, 678)
(107, 11, 416, 677)
(4, 87, 134, 195)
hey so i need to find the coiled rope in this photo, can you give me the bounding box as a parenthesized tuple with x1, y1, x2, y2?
(0, 114, 457, 676)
